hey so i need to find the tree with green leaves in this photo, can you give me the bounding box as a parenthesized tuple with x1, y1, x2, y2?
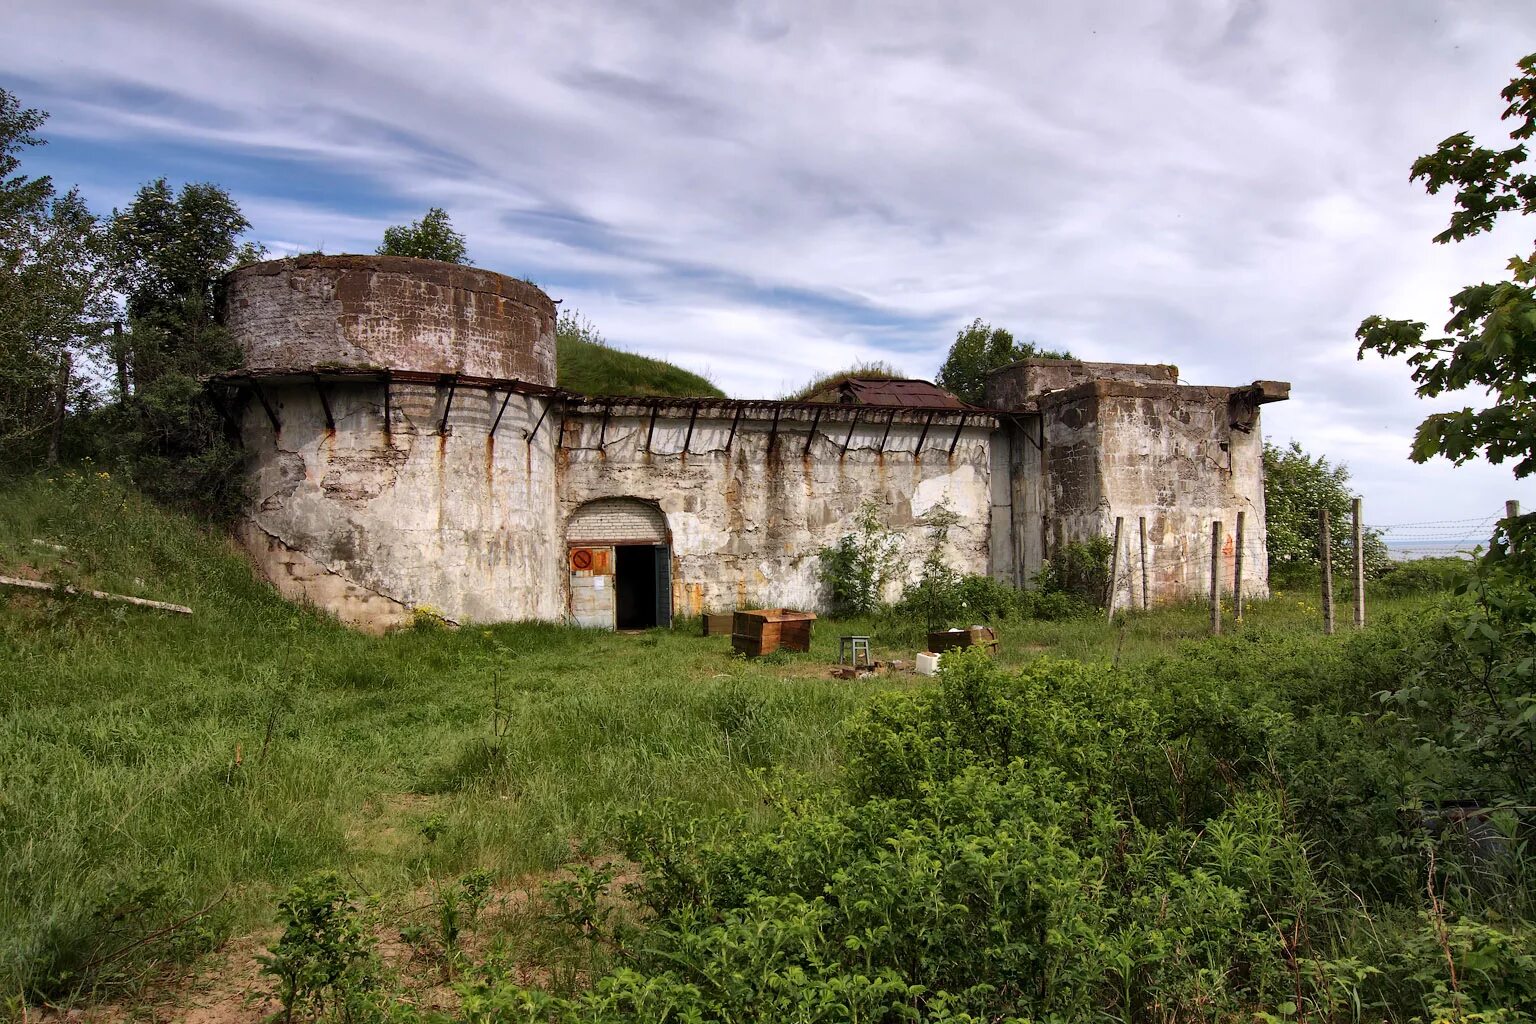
(1263, 440, 1389, 583)
(101, 178, 265, 517)
(1356, 52, 1536, 481)
(376, 207, 469, 264)
(0, 88, 114, 467)
(935, 318, 1071, 404)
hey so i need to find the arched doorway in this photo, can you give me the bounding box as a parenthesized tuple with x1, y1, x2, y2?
(566, 498, 672, 630)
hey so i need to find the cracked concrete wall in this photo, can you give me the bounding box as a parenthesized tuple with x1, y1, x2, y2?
(225, 256, 557, 384)
(557, 407, 995, 617)
(239, 381, 562, 631)
(1029, 383, 1270, 606)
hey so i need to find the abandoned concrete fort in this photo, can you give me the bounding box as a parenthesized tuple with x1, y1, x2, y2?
(216, 254, 1289, 631)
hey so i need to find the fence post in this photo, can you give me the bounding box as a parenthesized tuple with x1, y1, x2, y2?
(1352, 497, 1365, 630)
(1508, 499, 1522, 520)
(1320, 508, 1334, 635)
(1209, 520, 1222, 636)
(1233, 510, 1246, 625)
(1139, 515, 1149, 610)
(1107, 516, 1124, 622)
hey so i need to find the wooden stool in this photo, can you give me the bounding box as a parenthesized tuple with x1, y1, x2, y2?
(838, 636, 873, 668)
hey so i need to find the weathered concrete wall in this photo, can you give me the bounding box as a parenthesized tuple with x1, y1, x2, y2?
(238, 381, 563, 631)
(985, 359, 1179, 410)
(1025, 382, 1271, 605)
(225, 256, 557, 385)
(557, 404, 996, 617)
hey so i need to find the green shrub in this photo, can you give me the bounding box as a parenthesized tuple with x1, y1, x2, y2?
(1371, 556, 1469, 596)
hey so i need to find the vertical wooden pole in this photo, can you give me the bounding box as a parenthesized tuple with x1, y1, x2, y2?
(1352, 497, 1365, 629)
(47, 352, 71, 466)
(1106, 516, 1124, 621)
(1233, 510, 1246, 625)
(1209, 520, 1222, 636)
(113, 320, 128, 399)
(1320, 509, 1334, 635)
(1138, 515, 1149, 610)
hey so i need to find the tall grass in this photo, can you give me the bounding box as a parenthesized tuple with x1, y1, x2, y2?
(0, 469, 1445, 1003)
(0, 471, 846, 1000)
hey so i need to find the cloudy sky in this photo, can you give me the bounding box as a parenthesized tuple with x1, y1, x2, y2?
(7, 0, 1533, 532)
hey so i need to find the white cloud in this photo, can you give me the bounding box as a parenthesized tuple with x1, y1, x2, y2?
(6, 0, 1534, 523)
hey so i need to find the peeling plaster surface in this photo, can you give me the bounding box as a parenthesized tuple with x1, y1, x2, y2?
(240, 382, 562, 631)
(558, 410, 994, 617)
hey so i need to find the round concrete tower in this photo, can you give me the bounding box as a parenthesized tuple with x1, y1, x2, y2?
(223, 255, 564, 631)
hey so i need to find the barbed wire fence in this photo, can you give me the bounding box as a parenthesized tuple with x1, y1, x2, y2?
(1103, 500, 1521, 635)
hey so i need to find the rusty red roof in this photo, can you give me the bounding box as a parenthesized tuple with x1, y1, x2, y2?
(829, 377, 968, 409)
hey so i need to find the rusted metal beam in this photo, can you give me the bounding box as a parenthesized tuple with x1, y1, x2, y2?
(948, 413, 968, 455)
(682, 402, 699, 455)
(841, 407, 863, 454)
(644, 404, 659, 452)
(597, 400, 611, 449)
(490, 387, 514, 437)
(252, 381, 281, 434)
(438, 375, 458, 435)
(382, 379, 392, 435)
(526, 396, 553, 444)
(725, 404, 743, 451)
(766, 404, 781, 453)
(313, 375, 335, 430)
(801, 406, 823, 458)
(914, 410, 935, 455)
(877, 409, 896, 453)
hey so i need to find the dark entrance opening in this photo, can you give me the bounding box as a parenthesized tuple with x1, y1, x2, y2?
(615, 544, 671, 629)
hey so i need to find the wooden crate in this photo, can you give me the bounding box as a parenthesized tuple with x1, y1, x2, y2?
(701, 613, 734, 636)
(927, 626, 999, 656)
(732, 608, 817, 657)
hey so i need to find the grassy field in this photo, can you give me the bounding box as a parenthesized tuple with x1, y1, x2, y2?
(0, 469, 1445, 1008)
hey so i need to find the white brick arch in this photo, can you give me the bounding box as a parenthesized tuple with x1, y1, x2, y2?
(566, 497, 669, 545)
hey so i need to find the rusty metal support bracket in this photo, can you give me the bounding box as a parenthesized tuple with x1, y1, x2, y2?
(766, 404, 781, 453)
(802, 406, 823, 458)
(252, 381, 281, 434)
(644, 405, 659, 452)
(490, 387, 514, 437)
(914, 410, 935, 455)
(682, 402, 699, 455)
(725, 404, 743, 451)
(382, 380, 392, 435)
(948, 413, 968, 455)
(313, 376, 335, 430)
(526, 396, 553, 444)
(597, 400, 611, 449)
(438, 375, 457, 435)
(841, 407, 863, 454)
(877, 409, 896, 453)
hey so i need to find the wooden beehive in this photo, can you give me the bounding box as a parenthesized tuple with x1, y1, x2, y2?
(701, 613, 735, 636)
(926, 626, 999, 656)
(732, 608, 817, 657)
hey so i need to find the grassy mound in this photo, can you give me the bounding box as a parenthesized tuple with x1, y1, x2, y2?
(556, 335, 724, 399)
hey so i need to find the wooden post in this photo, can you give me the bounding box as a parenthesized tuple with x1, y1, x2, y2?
(1352, 497, 1365, 629)
(46, 351, 70, 466)
(1507, 499, 1522, 520)
(1209, 520, 1222, 636)
(113, 320, 128, 399)
(1320, 508, 1334, 635)
(1233, 510, 1246, 625)
(1106, 516, 1124, 621)
(1138, 515, 1149, 610)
